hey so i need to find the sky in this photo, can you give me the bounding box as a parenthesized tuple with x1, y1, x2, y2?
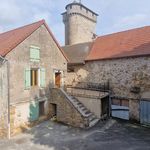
(0, 0, 150, 45)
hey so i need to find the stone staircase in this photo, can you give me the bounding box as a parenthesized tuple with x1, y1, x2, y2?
(65, 93, 99, 128)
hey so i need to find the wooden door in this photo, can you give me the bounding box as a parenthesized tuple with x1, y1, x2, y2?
(55, 73, 61, 88)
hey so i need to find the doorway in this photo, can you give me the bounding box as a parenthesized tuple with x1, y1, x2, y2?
(50, 103, 57, 117)
(101, 96, 109, 118)
(39, 101, 45, 117)
(55, 72, 61, 88)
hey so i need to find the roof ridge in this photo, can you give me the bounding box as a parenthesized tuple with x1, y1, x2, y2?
(0, 19, 45, 36)
(98, 25, 150, 39)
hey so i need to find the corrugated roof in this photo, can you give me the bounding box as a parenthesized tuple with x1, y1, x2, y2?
(0, 20, 68, 61)
(86, 26, 150, 61)
(62, 42, 92, 64)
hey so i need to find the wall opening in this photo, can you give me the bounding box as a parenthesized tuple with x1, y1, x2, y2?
(50, 103, 57, 118)
(39, 101, 45, 117)
(101, 96, 109, 118)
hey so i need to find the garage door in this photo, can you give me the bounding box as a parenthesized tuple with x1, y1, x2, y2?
(111, 99, 129, 120)
(140, 100, 150, 125)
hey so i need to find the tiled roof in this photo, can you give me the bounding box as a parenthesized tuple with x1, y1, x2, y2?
(62, 42, 92, 64)
(86, 26, 150, 61)
(0, 20, 68, 61)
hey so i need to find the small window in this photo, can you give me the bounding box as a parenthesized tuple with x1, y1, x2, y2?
(30, 46, 40, 62)
(31, 69, 38, 86)
(70, 5, 72, 9)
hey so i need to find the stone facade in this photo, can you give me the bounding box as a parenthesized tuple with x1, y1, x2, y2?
(50, 88, 86, 128)
(62, 3, 97, 45)
(66, 56, 150, 121)
(0, 60, 8, 138)
(0, 25, 67, 137)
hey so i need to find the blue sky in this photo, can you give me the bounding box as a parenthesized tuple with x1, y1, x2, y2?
(0, 0, 150, 45)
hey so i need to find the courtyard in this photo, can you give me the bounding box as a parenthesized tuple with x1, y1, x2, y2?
(0, 119, 150, 150)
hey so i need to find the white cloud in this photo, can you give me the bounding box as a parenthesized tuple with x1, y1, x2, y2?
(0, 0, 150, 44)
(113, 14, 150, 29)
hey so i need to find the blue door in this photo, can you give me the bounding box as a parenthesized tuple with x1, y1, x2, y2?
(140, 100, 150, 125)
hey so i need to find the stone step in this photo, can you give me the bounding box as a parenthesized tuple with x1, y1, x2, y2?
(67, 93, 99, 127)
(89, 118, 99, 128)
(89, 114, 97, 122)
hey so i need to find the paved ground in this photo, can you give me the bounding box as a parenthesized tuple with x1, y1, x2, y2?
(0, 119, 150, 150)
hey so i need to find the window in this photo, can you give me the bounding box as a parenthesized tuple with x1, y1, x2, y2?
(31, 69, 38, 86)
(24, 68, 46, 89)
(30, 46, 40, 62)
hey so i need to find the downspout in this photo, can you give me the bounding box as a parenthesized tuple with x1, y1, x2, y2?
(0, 55, 10, 139)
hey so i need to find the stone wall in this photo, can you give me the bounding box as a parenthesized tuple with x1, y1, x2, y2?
(63, 3, 97, 45)
(66, 56, 150, 121)
(50, 88, 86, 128)
(3, 25, 67, 136)
(0, 61, 8, 138)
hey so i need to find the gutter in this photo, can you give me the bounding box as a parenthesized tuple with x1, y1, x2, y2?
(0, 55, 10, 139)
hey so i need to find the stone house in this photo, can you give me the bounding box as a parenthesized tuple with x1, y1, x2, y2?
(0, 20, 68, 138)
(62, 2, 150, 125)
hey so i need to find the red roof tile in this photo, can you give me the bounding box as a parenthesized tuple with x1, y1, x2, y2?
(0, 20, 69, 61)
(86, 26, 150, 61)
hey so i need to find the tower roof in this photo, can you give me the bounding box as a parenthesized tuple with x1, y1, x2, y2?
(65, 2, 98, 16)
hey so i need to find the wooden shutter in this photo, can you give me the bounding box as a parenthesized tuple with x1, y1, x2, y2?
(24, 68, 31, 89)
(40, 68, 46, 88)
(30, 46, 40, 62)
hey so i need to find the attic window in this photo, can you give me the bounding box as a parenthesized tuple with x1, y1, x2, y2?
(30, 46, 40, 62)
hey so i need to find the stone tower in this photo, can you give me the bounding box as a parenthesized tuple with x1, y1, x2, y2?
(62, 1, 98, 45)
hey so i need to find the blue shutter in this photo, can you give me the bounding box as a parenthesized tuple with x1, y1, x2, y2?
(24, 68, 31, 89)
(30, 46, 40, 62)
(40, 68, 46, 88)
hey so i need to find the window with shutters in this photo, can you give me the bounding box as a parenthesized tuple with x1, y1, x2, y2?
(30, 46, 40, 62)
(24, 68, 46, 89)
(31, 69, 38, 86)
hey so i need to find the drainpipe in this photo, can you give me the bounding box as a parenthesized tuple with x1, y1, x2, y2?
(0, 56, 10, 139)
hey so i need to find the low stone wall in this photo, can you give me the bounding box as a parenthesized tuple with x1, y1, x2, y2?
(50, 88, 86, 128)
(66, 87, 109, 118)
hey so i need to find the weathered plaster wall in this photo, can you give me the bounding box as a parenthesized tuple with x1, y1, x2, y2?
(66, 56, 150, 121)
(4, 25, 67, 133)
(6, 25, 67, 104)
(0, 61, 8, 137)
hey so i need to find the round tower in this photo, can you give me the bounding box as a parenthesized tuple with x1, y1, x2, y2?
(62, 1, 98, 45)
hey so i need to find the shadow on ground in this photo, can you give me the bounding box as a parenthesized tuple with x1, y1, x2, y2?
(0, 119, 150, 150)
(28, 119, 150, 150)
